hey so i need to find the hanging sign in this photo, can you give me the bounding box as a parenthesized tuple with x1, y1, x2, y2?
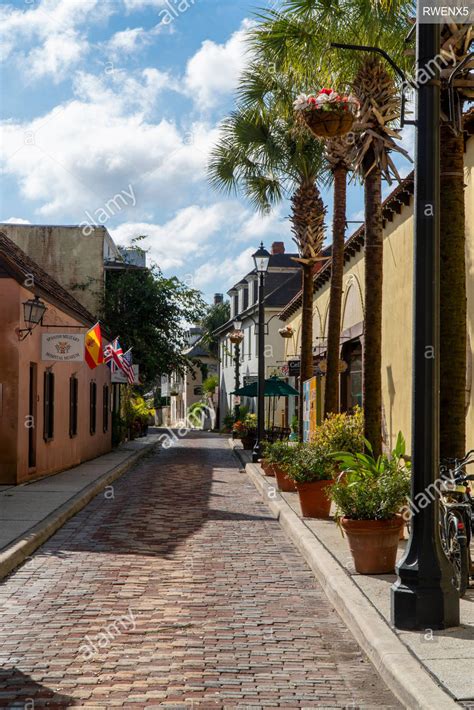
(41, 333, 84, 362)
(288, 359, 301, 377)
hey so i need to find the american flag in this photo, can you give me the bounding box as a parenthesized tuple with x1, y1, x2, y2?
(104, 338, 124, 373)
(121, 349, 135, 385)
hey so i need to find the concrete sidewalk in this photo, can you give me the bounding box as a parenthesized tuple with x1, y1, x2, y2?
(0, 432, 160, 580)
(231, 440, 474, 709)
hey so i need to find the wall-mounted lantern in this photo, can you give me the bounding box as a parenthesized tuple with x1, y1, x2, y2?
(17, 296, 48, 341)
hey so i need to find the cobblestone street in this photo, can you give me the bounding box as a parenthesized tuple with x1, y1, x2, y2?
(0, 433, 401, 708)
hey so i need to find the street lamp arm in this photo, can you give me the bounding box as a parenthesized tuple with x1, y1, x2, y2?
(330, 42, 407, 83)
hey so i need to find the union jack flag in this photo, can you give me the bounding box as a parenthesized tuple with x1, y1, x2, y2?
(104, 338, 124, 373)
(121, 349, 135, 385)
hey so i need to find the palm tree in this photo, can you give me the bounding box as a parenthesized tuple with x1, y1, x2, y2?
(208, 63, 327, 440)
(253, 1, 473, 458)
(438, 23, 473, 460)
(252, 3, 410, 456)
(323, 136, 352, 416)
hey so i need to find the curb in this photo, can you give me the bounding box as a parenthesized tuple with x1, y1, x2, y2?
(234, 448, 458, 710)
(0, 439, 158, 582)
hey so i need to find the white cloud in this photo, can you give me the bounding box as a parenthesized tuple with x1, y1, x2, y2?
(73, 67, 173, 114)
(1, 217, 31, 225)
(183, 19, 253, 110)
(0, 69, 213, 218)
(106, 27, 149, 56)
(28, 32, 86, 82)
(104, 21, 172, 59)
(110, 203, 232, 270)
(193, 248, 255, 291)
(0, 0, 109, 82)
(110, 201, 291, 282)
(238, 209, 289, 242)
(122, 0, 167, 9)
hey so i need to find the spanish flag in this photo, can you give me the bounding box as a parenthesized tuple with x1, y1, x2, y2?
(85, 323, 104, 369)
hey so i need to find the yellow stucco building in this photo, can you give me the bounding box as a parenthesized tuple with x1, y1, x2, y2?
(280, 132, 474, 453)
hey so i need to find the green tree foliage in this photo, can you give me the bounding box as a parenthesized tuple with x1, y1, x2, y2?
(199, 300, 230, 356)
(105, 264, 206, 388)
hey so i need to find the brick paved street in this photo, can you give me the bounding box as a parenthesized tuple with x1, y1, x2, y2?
(0, 432, 401, 709)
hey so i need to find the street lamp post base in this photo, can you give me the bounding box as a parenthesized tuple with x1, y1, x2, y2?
(391, 579, 460, 630)
(252, 440, 261, 463)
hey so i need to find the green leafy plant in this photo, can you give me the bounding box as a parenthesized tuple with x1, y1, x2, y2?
(236, 405, 249, 422)
(317, 407, 364, 455)
(286, 442, 334, 483)
(330, 432, 411, 521)
(222, 413, 235, 432)
(261, 440, 293, 469)
(104, 262, 206, 388)
(203, 375, 218, 395)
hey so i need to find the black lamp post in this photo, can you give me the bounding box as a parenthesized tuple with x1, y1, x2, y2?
(229, 318, 243, 421)
(252, 243, 271, 462)
(391, 18, 459, 630)
(17, 296, 48, 340)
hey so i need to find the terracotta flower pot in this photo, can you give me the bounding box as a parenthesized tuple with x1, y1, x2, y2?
(296, 480, 333, 519)
(341, 516, 404, 574)
(304, 110, 354, 138)
(274, 465, 297, 492)
(261, 459, 275, 477)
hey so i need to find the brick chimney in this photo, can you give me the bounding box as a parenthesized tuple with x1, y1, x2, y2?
(213, 293, 224, 305)
(271, 241, 285, 255)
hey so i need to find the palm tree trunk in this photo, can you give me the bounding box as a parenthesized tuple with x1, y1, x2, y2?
(363, 158, 383, 457)
(439, 122, 466, 460)
(325, 164, 347, 416)
(299, 263, 314, 440)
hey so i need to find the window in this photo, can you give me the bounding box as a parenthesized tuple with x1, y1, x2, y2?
(103, 385, 109, 433)
(43, 370, 54, 442)
(90, 381, 97, 435)
(69, 376, 78, 438)
(340, 340, 363, 412)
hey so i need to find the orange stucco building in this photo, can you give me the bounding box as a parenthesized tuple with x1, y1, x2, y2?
(0, 232, 112, 484)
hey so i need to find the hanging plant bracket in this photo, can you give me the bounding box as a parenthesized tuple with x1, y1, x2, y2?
(330, 42, 416, 128)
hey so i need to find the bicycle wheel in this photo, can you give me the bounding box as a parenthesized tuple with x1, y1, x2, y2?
(446, 515, 469, 597)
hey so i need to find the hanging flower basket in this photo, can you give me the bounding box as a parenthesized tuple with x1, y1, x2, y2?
(229, 329, 244, 344)
(294, 89, 359, 139)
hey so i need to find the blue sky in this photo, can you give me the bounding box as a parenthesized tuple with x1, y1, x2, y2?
(0, 0, 413, 302)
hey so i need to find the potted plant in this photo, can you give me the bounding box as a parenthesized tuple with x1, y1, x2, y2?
(287, 443, 335, 518)
(293, 88, 359, 138)
(260, 441, 275, 477)
(264, 441, 297, 492)
(330, 433, 411, 574)
(232, 413, 257, 450)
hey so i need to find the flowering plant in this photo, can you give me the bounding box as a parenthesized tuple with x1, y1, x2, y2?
(232, 413, 257, 437)
(294, 88, 359, 115)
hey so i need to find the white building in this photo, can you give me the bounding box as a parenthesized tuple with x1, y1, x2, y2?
(214, 242, 302, 429)
(169, 327, 218, 428)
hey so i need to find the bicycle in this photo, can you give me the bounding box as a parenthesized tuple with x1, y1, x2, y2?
(439, 450, 474, 597)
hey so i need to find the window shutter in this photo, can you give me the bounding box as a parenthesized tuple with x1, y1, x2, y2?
(43, 372, 49, 441)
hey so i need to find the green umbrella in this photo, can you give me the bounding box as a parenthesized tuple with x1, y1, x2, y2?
(232, 375, 298, 397)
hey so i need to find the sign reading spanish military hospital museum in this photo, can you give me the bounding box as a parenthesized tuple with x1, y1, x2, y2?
(41, 333, 85, 362)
